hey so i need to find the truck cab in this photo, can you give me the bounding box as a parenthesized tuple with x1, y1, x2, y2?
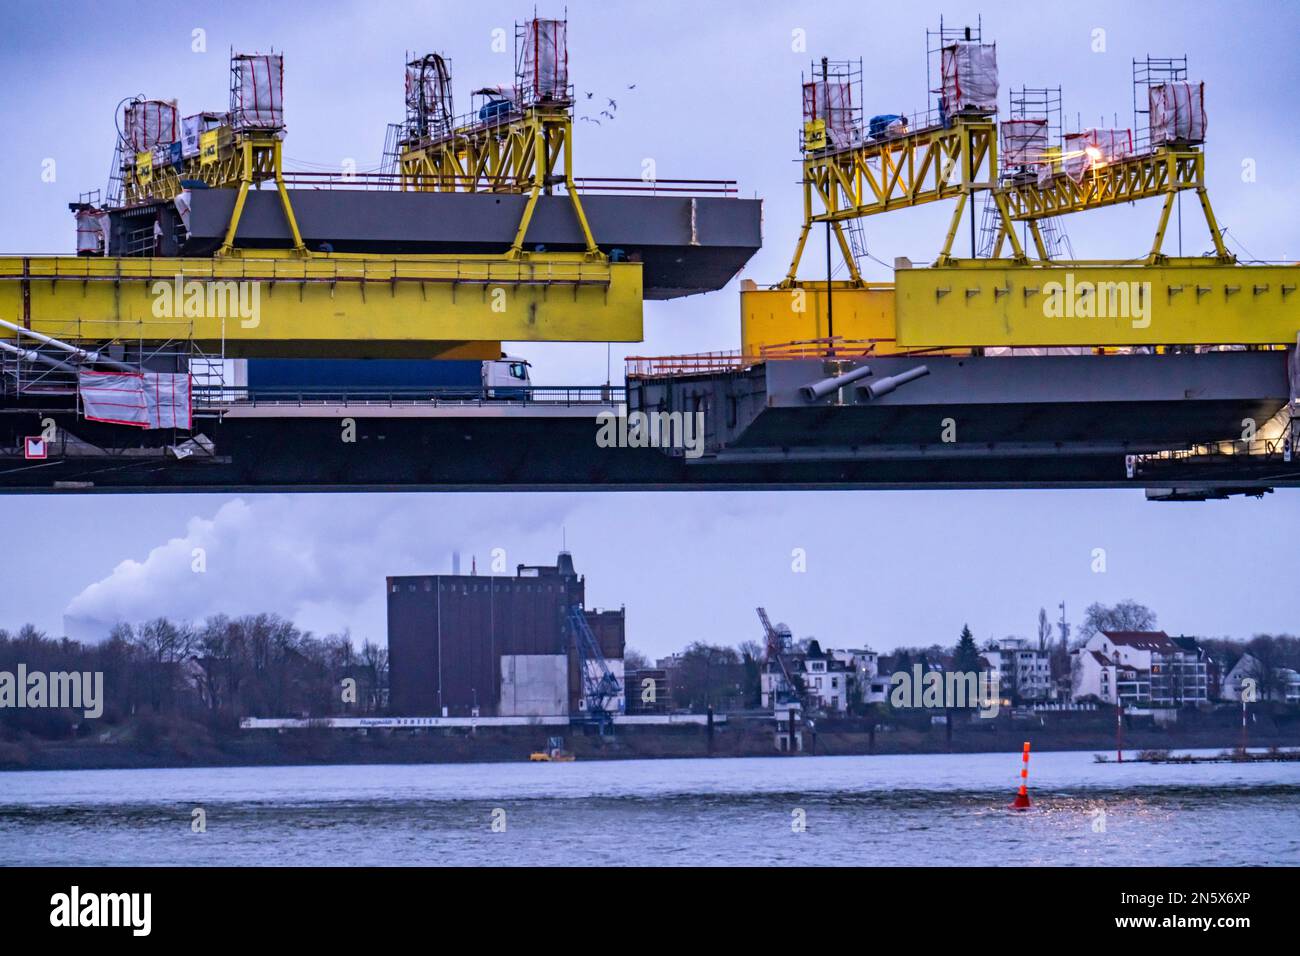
(484, 355, 531, 399)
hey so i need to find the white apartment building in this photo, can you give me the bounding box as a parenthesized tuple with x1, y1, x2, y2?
(982, 637, 1054, 702)
(1073, 631, 1210, 707)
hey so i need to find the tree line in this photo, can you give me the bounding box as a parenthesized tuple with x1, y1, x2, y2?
(0, 615, 386, 739)
(627, 600, 1300, 714)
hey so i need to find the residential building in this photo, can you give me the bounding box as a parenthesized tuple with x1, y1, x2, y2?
(1222, 653, 1300, 703)
(1072, 631, 1210, 708)
(828, 647, 886, 705)
(981, 637, 1054, 702)
(801, 642, 851, 712)
(761, 640, 876, 712)
(1072, 648, 1149, 706)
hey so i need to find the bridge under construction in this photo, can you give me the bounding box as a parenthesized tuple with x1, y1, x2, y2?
(1, 13, 1298, 498)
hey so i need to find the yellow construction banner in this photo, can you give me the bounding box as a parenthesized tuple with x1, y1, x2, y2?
(199, 130, 220, 165)
(135, 151, 153, 186)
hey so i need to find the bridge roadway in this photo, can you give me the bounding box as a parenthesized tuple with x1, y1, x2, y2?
(1, 352, 1296, 496)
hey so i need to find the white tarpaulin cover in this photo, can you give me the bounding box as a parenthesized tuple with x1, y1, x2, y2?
(518, 19, 567, 101)
(803, 80, 861, 149)
(124, 100, 179, 152)
(231, 54, 284, 129)
(1001, 118, 1048, 168)
(1063, 128, 1133, 182)
(79, 371, 191, 429)
(181, 112, 223, 158)
(941, 42, 998, 113)
(1149, 81, 1206, 145)
(74, 209, 110, 255)
(173, 191, 192, 233)
(182, 115, 204, 158)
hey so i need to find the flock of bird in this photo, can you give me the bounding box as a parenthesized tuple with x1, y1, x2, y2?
(578, 83, 636, 125)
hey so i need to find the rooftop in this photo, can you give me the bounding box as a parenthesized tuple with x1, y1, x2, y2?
(1101, 630, 1178, 652)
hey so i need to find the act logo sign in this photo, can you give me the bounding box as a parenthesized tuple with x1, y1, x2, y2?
(24, 436, 47, 460)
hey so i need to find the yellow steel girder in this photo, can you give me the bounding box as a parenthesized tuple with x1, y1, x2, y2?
(810, 120, 995, 220)
(121, 131, 308, 257)
(785, 117, 1024, 283)
(740, 281, 901, 356)
(400, 108, 562, 192)
(991, 146, 1232, 265)
(399, 105, 599, 258)
(1001, 147, 1200, 220)
(124, 128, 266, 204)
(893, 261, 1300, 348)
(0, 254, 642, 358)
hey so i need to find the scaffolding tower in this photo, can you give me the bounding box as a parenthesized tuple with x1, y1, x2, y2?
(1133, 55, 1188, 152)
(926, 14, 984, 128)
(979, 85, 1073, 259)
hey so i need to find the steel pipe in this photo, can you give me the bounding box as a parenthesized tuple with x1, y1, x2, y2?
(800, 363, 873, 402)
(857, 364, 930, 400)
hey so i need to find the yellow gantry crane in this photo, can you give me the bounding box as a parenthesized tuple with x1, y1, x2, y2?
(786, 94, 1022, 282)
(746, 28, 1300, 357)
(2, 22, 642, 359)
(397, 39, 601, 260)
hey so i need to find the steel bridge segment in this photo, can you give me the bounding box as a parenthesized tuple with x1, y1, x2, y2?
(174, 189, 764, 300)
(1, 353, 1295, 494)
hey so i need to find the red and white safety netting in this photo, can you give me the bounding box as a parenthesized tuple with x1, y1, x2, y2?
(941, 42, 998, 112)
(803, 79, 861, 149)
(1000, 118, 1048, 169)
(124, 100, 179, 152)
(231, 53, 284, 130)
(518, 19, 567, 102)
(1149, 81, 1206, 145)
(1062, 128, 1133, 182)
(79, 371, 192, 429)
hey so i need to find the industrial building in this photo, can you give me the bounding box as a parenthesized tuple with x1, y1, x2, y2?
(387, 552, 624, 721)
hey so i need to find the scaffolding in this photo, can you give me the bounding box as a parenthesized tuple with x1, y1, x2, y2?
(980, 85, 1073, 259)
(800, 58, 864, 152)
(396, 15, 600, 258)
(784, 18, 1019, 283)
(0, 320, 224, 427)
(926, 15, 986, 126)
(404, 52, 455, 142)
(1133, 55, 1188, 152)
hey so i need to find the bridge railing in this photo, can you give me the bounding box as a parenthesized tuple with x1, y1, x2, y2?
(625, 339, 884, 378)
(193, 384, 626, 410)
(279, 170, 739, 196)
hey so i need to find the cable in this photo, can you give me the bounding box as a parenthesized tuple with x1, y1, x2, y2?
(1220, 228, 1261, 263)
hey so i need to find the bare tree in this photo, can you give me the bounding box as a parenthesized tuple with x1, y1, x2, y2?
(1037, 607, 1053, 651)
(1078, 600, 1158, 643)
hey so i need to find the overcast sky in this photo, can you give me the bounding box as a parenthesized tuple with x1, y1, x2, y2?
(2, 0, 1298, 656)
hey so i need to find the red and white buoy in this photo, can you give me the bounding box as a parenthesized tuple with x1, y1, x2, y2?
(1009, 741, 1032, 810)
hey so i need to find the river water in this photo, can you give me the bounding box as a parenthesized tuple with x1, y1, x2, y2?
(2, 749, 1297, 866)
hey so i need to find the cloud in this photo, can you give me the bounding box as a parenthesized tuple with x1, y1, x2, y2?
(62, 494, 581, 644)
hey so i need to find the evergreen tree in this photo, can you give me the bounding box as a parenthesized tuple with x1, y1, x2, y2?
(953, 624, 981, 675)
